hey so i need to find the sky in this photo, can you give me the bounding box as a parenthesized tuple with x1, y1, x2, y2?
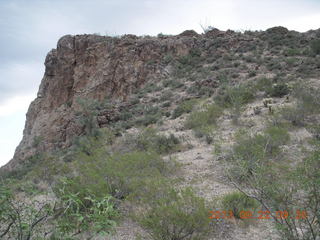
(0, 0, 320, 167)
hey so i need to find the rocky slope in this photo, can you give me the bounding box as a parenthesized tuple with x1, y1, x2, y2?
(4, 27, 320, 170)
(4, 31, 198, 169)
(1, 26, 320, 239)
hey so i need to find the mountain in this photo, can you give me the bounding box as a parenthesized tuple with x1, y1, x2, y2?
(1, 27, 320, 240)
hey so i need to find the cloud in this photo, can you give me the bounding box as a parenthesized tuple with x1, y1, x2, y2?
(0, 96, 35, 166)
(0, 62, 43, 103)
(0, 94, 35, 117)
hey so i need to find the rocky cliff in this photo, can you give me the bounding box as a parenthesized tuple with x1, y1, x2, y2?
(3, 27, 320, 170)
(5, 31, 198, 169)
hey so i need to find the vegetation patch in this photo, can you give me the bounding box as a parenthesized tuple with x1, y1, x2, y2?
(221, 191, 259, 219)
(136, 186, 213, 240)
(185, 103, 223, 143)
(172, 98, 199, 119)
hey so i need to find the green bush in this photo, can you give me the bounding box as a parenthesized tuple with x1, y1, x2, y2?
(281, 86, 320, 126)
(284, 48, 301, 56)
(185, 104, 222, 129)
(267, 83, 290, 97)
(221, 191, 259, 219)
(0, 185, 54, 240)
(124, 128, 181, 154)
(138, 187, 212, 240)
(230, 126, 289, 180)
(280, 106, 305, 126)
(294, 86, 320, 114)
(76, 98, 101, 137)
(133, 105, 163, 127)
(2, 154, 44, 180)
(215, 84, 255, 124)
(185, 104, 222, 141)
(310, 39, 320, 55)
(229, 146, 320, 239)
(162, 79, 184, 89)
(254, 77, 273, 92)
(136, 114, 160, 126)
(215, 85, 255, 108)
(72, 148, 169, 200)
(55, 179, 118, 237)
(264, 126, 290, 153)
(172, 99, 199, 119)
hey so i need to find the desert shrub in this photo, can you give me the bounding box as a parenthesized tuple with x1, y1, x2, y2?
(106, 151, 169, 199)
(186, 83, 214, 97)
(0, 184, 53, 240)
(73, 128, 114, 155)
(141, 82, 158, 93)
(172, 99, 199, 119)
(248, 71, 257, 78)
(162, 101, 171, 108)
(137, 187, 212, 240)
(163, 79, 184, 89)
(177, 48, 202, 66)
(1, 154, 44, 180)
(71, 146, 170, 200)
(280, 106, 305, 127)
(185, 104, 222, 141)
(29, 155, 69, 183)
(229, 146, 320, 240)
(308, 125, 320, 140)
(310, 39, 320, 55)
(226, 126, 320, 239)
(294, 86, 320, 114)
(119, 110, 133, 121)
(129, 96, 140, 105)
(230, 134, 269, 180)
(160, 90, 174, 102)
(185, 104, 222, 129)
(285, 57, 299, 67)
(264, 126, 290, 154)
(136, 114, 159, 126)
(215, 85, 255, 108)
(125, 128, 180, 154)
(221, 191, 259, 219)
(267, 83, 290, 97)
(32, 135, 43, 148)
(281, 86, 320, 126)
(76, 98, 101, 137)
(215, 84, 255, 124)
(230, 127, 289, 180)
(135, 106, 163, 126)
(283, 48, 301, 56)
(54, 179, 118, 238)
(254, 77, 273, 92)
(0, 179, 118, 239)
(163, 54, 174, 64)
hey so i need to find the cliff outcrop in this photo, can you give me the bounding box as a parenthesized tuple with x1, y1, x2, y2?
(3, 27, 320, 170)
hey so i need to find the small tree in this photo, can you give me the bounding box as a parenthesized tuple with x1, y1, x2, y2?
(228, 139, 320, 240)
(0, 185, 53, 240)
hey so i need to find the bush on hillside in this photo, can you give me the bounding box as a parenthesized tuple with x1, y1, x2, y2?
(137, 187, 213, 240)
(221, 191, 259, 219)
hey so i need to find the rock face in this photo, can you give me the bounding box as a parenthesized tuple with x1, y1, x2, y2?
(4, 32, 203, 169)
(2, 27, 319, 170)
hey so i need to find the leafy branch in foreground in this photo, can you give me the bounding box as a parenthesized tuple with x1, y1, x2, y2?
(0, 184, 53, 240)
(0, 179, 119, 240)
(227, 133, 320, 240)
(53, 178, 119, 239)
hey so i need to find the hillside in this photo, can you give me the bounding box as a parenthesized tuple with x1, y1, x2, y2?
(1, 26, 320, 240)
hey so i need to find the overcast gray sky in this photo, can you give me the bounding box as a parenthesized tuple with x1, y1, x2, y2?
(0, 0, 320, 166)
